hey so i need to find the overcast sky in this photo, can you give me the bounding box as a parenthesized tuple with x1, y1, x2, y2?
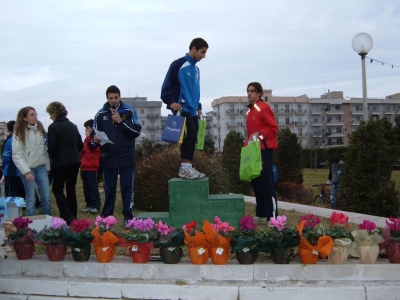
(1, 0, 399, 136)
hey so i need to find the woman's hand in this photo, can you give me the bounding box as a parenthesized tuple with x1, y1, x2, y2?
(25, 172, 34, 181)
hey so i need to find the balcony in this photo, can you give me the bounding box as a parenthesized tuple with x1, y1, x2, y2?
(278, 121, 293, 127)
(370, 110, 381, 116)
(227, 122, 239, 128)
(295, 109, 307, 115)
(147, 114, 159, 118)
(311, 122, 322, 127)
(326, 121, 344, 126)
(295, 121, 307, 127)
(311, 110, 322, 115)
(274, 109, 292, 115)
(326, 110, 343, 115)
(384, 111, 395, 115)
(351, 110, 364, 115)
(226, 109, 237, 115)
(327, 133, 345, 138)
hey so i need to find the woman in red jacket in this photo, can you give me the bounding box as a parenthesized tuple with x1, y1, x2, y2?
(245, 82, 278, 222)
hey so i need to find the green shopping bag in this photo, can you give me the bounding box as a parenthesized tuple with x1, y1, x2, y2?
(196, 115, 206, 150)
(239, 140, 262, 181)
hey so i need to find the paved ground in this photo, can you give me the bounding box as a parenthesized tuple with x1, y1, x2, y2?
(243, 195, 388, 227)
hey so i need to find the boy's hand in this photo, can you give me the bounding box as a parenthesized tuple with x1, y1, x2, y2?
(93, 136, 102, 144)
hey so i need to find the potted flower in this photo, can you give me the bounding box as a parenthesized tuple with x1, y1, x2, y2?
(267, 215, 300, 264)
(297, 214, 333, 264)
(351, 219, 384, 264)
(324, 212, 353, 264)
(382, 218, 400, 263)
(152, 221, 184, 264)
(229, 215, 261, 264)
(381, 218, 400, 263)
(6, 216, 36, 260)
(121, 217, 154, 263)
(61, 218, 94, 262)
(183, 220, 210, 265)
(91, 215, 119, 263)
(203, 216, 234, 265)
(34, 217, 68, 261)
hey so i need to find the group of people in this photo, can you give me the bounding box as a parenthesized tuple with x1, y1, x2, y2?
(1, 36, 281, 225)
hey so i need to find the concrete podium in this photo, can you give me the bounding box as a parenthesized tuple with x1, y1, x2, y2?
(136, 178, 244, 226)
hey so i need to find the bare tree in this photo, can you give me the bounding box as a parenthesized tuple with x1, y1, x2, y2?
(305, 131, 324, 170)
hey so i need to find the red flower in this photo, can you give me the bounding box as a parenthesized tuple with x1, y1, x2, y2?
(299, 214, 321, 228)
(329, 212, 349, 228)
(70, 219, 93, 233)
(12, 216, 33, 231)
(182, 221, 197, 235)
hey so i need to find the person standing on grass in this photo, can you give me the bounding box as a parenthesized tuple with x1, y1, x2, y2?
(12, 107, 51, 216)
(1, 120, 25, 198)
(161, 37, 208, 180)
(80, 119, 101, 214)
(327, 156, 344, 208)
(47, 102, 83, 225)
(244, 82, 278, 222)
(93, 85, 142, 223)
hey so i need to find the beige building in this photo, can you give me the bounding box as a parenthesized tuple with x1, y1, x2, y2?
(211, 90, 400, 151)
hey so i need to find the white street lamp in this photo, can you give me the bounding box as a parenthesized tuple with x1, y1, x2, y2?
(352, 33, 373, 121)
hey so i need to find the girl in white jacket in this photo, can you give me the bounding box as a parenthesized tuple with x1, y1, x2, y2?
(12, 106, 51, 216)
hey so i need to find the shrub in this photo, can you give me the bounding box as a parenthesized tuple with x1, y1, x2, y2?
(276, 181, 312, 205)
(134, 145, 229, 211)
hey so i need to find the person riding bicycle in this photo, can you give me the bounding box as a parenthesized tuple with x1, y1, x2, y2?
(327, 156, 344, 208)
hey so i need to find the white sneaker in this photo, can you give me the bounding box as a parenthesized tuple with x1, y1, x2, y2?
(81, 207, 92, 213)
(192, 167, 205, 179)
(90, 208, 99, 214)
(179, 167, 200, 180)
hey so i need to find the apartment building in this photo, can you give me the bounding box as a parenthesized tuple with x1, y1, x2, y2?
(211, 90, 400, 151)
(0, 121, 7, 145)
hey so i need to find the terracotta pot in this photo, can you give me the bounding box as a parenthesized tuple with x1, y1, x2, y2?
(188, 246, 209, 265)
(386, 243, 400, 264)
(235, 249, 258, 264)
(71, 244, 91, 262)
(13, 243, 35, 260)
(209, 245, 231, 265)
(359, 244, 379, 264)
(328, 245, 349, 264)
(271, 247, 293, 264)
(129, 242, 152, 263)
(299, 248, 319, 264)
(94, 246, 116, 263)
(159, 247, 183, 264)
(45, 244, 67, 261)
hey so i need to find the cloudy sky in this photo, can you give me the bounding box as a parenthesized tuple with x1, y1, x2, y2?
(1, 0, 399, 136)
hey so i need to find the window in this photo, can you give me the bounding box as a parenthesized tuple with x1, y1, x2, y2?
(141, 120, 144, 126)
(274, 105, 278, 111)
(372, 106, 377, 112)
(141, 109, 144, 114)
(265, 96, 268, 102)
(314, 118, 318, 123)
(285, 118, 290, 125)
(285, 105, 289, 112)
(355, 105, 360, 111)
(298, 117, 302, 124)
(298, 128, 303, 136)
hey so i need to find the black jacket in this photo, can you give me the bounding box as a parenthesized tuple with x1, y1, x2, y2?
(93, 101, 141, 169)
(48, 116, 83, 168)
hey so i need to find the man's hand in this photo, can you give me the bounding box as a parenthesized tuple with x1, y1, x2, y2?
(111, 109, 122, 123)
(171, 103, 182, 112)
(1, 176, 5, 183)
(248, 132, 260, 142)
(326, 180, 330, 185)
(25, 172, 34, 181)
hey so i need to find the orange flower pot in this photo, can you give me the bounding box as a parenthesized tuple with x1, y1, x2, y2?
(45, 244, 67, 262)
(188, 246, 210, 264)
(209, 245, 231, 265)
(13, 243, 35, 260)
(299, 248, 319, 264)
(129, 242, 153, 263)
(94, 246, 116, 263)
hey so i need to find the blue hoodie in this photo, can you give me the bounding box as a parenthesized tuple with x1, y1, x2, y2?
(161, 53, 202, 116)
(2, 136, 20, 177)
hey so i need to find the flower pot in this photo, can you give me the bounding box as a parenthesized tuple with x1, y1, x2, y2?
(45, 244, 67, 261)
(188, 246, 209, 264)
(71, 244, 91, 262)
(13, 243, 35, 260)
(271, 247, 293, 264)
(129, 242, 152, 263)
(299, 248, 319, 264)
(94, 246, 116, 263)
(235, 249, 258, 264)
(209, 245, 230, 265)
(159, 247, 183, 264)
(386, 243, 400, 264)
(328, 245, 349, 264)
(359, 244, 379, 264)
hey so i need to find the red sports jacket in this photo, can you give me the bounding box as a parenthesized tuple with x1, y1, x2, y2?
(80, 136, 100, 171)
(244, 99, 278, 150)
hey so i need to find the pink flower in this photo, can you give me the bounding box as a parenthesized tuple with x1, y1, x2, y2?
(299, 214, 321, 228)
(239, 215, 257, 231)
(51, 217, 67, 229)
(386, 218, 400, 232)
(359, 219, 376, 233)
(103, 216, 117, 229)
(211, 216, 233, 233)
(157, 220, 170, 236)
(125, 217, 155, 232)
(95, 216, 102, 227)
(270, 215, 287, 231)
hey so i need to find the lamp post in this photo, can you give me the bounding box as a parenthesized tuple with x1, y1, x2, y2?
(352, 32, 373, 121)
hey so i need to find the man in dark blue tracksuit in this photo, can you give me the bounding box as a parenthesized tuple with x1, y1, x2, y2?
(93, 85, 141, 222)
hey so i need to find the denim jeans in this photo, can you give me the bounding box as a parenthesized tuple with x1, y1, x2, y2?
(330, 183, 339, 208)
(20, 165, 51, 216)
(82, 170, 101, 210)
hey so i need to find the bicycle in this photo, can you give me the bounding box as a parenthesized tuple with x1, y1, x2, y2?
(312, 183, 333, 207)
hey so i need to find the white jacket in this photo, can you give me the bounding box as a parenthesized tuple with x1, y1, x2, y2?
(12, 124, 50, 175)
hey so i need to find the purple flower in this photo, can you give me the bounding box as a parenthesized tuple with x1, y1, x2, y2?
(51, 217, 67, 229)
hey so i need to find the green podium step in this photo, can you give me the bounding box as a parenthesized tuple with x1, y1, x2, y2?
(136, 178, 244, 227)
